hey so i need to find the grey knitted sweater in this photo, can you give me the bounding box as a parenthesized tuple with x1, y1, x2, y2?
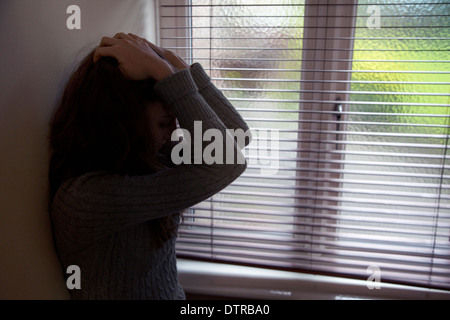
(50, 63, 250, 300)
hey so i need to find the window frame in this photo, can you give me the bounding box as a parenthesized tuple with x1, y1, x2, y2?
(177, 258, 450, 299)
(294, 0, 358, 259)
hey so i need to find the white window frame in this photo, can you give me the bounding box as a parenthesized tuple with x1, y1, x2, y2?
(177, 258, 450, 299)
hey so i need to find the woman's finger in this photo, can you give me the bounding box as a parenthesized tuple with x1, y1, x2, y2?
(93, 46, 116, 63)
(127, 33, 148, 43)
(98, 36, 120, 48)
(127, 33, 144, 41)
(113, 32, 132, 40)
(127, 33, 165, 56)
(128, 36, 188, 70)
(145, 41, 165, 57)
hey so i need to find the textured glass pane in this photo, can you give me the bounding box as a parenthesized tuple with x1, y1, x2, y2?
(339, 0, 450, 288)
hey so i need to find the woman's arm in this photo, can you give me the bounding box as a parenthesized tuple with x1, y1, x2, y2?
(51, 36, 247, 246)
(190, 63, 252, 149)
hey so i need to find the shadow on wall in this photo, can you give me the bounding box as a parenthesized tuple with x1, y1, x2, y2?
(0, 0, 153, 299)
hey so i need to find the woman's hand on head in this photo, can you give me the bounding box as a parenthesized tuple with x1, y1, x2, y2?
(93, 33, 175, 81)
(127, 33, 190, 71)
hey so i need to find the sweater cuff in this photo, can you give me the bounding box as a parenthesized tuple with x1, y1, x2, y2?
(153, 67, 216, 122)
(153, 68, 198, 106)
(190, 63, 213, 91)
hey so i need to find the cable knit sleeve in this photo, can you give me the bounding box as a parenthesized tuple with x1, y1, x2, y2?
(51, 67, 247, 246)
(190, 63, 252, 149)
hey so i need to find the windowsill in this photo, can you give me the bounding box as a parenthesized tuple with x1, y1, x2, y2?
(177, 259, 450, 300)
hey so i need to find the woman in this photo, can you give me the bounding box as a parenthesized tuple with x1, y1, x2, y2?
(49, 33, 250, 300)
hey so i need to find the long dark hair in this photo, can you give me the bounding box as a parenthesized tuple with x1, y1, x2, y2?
(49, 49, 178, 246)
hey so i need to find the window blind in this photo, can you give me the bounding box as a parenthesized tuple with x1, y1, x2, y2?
(159, 0, 450, 291)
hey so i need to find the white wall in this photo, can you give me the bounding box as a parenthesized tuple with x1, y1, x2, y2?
(0, 0, 156, 299)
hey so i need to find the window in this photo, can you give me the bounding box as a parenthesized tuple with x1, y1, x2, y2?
(159, 0, 450, 291)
